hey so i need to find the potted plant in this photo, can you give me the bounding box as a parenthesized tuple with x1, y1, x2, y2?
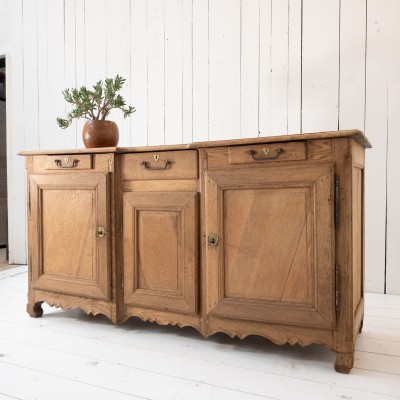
(57, 75, 135, 148)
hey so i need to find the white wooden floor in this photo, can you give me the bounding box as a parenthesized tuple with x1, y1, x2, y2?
(0, 268, 399, 400)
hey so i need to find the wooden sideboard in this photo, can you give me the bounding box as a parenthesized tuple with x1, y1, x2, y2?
(20, 130, 371, 373)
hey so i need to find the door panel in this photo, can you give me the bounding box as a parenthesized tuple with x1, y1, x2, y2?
(123, 192, 198, 314)
(224, 187, 313, 304)
(42, 189, 95, 279)
(205, 164, 334, 328)
(29, 173, 110, 300)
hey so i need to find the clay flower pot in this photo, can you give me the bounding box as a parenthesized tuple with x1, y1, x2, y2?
(82, 120, 119, 148)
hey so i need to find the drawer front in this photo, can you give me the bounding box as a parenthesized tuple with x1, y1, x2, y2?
(122, 150, 198, 180)
(228, 141, 306, 165)
(45, 154, 92, 170)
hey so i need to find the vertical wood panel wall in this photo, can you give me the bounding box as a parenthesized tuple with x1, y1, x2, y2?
(2, 0, 400, 294)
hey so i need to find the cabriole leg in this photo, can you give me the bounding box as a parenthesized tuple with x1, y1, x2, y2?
(27, 301, 43, 318)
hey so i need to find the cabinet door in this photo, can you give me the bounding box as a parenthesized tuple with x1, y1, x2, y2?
(205, 164, 335, 328)
(29, 173, 110, 300)
(123, 192, 198, 314)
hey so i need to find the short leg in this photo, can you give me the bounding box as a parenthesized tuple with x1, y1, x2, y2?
(27, 301, 43, 318)
(335, 352, 354, 374)
(358, 318, 364, 334)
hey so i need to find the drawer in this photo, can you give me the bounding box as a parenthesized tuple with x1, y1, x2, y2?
(44, 154, 92, 170)
(122, 150, 198, 180)
(228, 141, 306, 165)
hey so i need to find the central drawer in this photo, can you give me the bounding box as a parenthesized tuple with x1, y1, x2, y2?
(121, 150, 198, 180)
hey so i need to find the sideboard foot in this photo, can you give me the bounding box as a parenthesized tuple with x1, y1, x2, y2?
(334, 352, 354, 374)
(358, 318, 364, 334)
(27, 301, 44, 318)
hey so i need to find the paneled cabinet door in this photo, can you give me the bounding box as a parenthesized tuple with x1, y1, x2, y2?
(205, 164, 335, 328)
(29, 173, 110, 300)
(123, 192, 198, 314)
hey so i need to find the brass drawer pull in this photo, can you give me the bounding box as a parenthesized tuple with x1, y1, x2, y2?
(54, 158, 79, 168)
(142, 160, 172, 170)
(246, 147, 285, 161)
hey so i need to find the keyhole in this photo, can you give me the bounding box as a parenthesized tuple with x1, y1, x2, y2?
(208, 234, 219, 247)
(96, 227, 105, 238)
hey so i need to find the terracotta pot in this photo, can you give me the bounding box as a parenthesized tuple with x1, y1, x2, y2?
(82, 120, 119, 148)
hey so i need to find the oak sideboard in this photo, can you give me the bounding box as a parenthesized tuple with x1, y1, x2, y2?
(20, 130, 371, 373)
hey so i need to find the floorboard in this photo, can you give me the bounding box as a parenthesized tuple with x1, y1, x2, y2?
(0, 270, 399, 400)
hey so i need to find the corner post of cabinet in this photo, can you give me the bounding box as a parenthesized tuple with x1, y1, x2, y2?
(332, 138, 361, 373)
(25, 156, 33, 286)
(25, 156, 42, 317)
(108, 152, 124, 325)
(198, 148, 210, 337)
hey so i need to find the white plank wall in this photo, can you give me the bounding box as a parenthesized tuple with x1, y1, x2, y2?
(302, 0, 339, 132)
(386, 0, 400, 295)
(192, 0, 209, 142)
(1, 0, 400, 293)
(258, 0, 272, 137)
(209, 0, 241, 140)
(364, 0, 389, 293)
(287, 0, 302, 134)
(105, 0, 125, 146)
(131, 0, 148, 147)
(64, 0, 79, 149)
(165, 0, 183, 145)
(270, 0, 289, 135)
(240, 0, 259, 138)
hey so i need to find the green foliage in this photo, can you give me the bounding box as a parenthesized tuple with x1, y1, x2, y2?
(57, 75, 136, 129)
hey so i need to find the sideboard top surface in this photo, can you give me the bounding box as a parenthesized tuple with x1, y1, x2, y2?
(18, 129, 371, 156)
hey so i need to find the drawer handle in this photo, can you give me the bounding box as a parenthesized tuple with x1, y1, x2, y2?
(142, 160, 171, 170)
(54, 159, 79, 168)
(246, 147, 285, 161)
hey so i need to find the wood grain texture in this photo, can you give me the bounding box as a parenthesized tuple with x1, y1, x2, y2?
(18, 130, 371, 156)
(33, 290, 114, 321)
(207, 316, 334, 348)
(123, 191, 198, 314)
(228, 141, 306, 165)
(123, 179, 198, 193)
(44, 155, 92, 170)
(29, 173, 110, 300)
(121, 150, 198, 180)
(332, 138, 365, 373)
(204, 163, 334, 328)
(306, 139, 333, 161)
(32, 154, 110, 174)
(21, 132, 367, 373)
